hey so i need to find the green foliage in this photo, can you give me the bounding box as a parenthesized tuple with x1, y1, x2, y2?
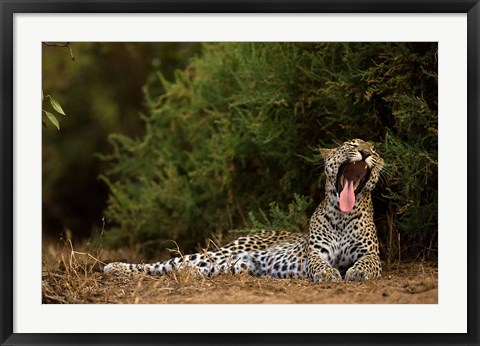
(102, 42, 437, 260)
(239, 194, 313, 234)
(42, 43, 202, 240)
(380, 131, 437, 251)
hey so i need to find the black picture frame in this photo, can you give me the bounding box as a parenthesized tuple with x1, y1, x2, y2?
(1, 1, 479, 345)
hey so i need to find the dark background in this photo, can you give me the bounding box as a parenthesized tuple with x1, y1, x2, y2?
(42, 42, 201, 240)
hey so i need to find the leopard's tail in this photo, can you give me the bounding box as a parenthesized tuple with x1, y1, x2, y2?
(103, 250, 257, 277)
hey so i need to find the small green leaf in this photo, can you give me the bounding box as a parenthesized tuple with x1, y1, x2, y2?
(43, 110, 60, 130)
(48, 96, 66, 115)
(41, 89, 44, 102)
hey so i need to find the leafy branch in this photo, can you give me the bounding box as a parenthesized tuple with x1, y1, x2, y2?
(42, 42, 73, 130)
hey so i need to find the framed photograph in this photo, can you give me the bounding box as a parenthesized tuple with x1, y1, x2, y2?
(1, 1, 479, 345)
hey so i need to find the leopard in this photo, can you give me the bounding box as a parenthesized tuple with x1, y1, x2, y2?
(104, 139, 384, 282)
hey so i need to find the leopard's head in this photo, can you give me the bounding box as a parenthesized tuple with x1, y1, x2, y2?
(321, 139, 384, 213)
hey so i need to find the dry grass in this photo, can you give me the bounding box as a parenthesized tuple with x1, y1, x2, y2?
(42, 240, 438, 304)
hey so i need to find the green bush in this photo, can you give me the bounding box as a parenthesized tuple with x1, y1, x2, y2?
(42, 42, 202, 240)
(101, 42, 437, 261)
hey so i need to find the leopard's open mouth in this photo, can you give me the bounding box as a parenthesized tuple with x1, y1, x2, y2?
(336, 160, 371, 213)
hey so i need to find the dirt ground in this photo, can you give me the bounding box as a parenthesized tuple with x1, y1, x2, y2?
(42, 260, 437, 304)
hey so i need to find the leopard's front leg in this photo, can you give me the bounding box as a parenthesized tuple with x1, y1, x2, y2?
(306, 209, 342, 282)
(345, 254, 382, 281)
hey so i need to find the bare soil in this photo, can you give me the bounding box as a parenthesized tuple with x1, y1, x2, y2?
(42, 260, 437, 304)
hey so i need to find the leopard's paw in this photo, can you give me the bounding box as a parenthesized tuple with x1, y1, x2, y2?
(345, 267, 371, 282)
(313, 267, 342, 282)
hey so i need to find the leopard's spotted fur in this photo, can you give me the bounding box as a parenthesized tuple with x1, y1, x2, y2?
(104, 139, 384, 281)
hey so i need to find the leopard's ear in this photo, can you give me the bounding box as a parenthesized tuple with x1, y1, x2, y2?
(319, 148, 335, 159)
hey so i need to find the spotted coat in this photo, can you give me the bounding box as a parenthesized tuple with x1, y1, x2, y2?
(104, 139, 384, 282)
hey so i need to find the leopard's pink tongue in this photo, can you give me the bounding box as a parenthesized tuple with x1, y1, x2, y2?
(339, 179, 355, 213)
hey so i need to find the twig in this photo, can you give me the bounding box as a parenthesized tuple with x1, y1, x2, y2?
(397, 232, 401, 264)
(43, 42, 75, 61)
